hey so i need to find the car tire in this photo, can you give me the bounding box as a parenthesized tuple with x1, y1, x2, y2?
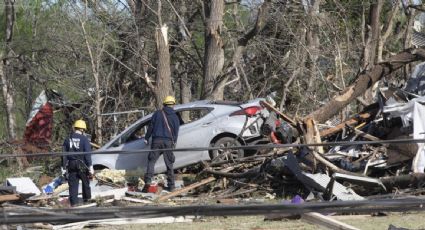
(209, 137, 244, 162)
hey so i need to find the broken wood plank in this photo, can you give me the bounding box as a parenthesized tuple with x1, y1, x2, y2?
(319, 110, 376, 137)
(313, 119, 325, 154)
(311, 150, 349, 174)
(121, 197, 153, 204)
(157, 167, 237, 202)
(301, 212, 360, 230)
(305, 118, 324, 154)
(157, 177, 216, 202)
(0, 194, 20, 202)
(351, 127, 381, 141)
(260, 100, 296, 126)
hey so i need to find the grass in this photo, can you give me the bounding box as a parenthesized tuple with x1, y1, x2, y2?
(92, 212, 425, 230)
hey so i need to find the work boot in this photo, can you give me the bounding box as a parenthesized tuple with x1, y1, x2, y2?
(141, 184, 150, 193)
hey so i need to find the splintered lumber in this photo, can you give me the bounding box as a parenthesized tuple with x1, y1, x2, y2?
(305, 48, 425, 124)
(305, 118, 324, 154)
(260, 100, 296, 126)
(301, 212, 360, 230)
(0, 194, 20, 202)
(351, 127, 381, 141)
(311, 150, 349, 174)
(157, 177, 216, 202)
(319, 110, 376, 137)
(157, 167, 235, 201)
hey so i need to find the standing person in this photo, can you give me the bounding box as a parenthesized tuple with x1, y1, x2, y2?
(62, 119, 94, 207)
(143, 96, 180, 192)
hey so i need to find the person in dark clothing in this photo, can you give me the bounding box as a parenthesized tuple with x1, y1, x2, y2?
(143, 96, 180, 192)
(62, 119, 94, 206)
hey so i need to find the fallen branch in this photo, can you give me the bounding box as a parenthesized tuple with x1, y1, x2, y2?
(306, 48, 425, 123)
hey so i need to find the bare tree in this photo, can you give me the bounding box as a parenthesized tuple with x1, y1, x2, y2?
(201, 0, 225, 100)
(79, 15, 105, 145)
(1, 0, 17, 140)
(154, 0, 174, 108)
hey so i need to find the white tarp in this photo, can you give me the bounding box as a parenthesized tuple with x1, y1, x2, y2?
(384, 99, 425, 172)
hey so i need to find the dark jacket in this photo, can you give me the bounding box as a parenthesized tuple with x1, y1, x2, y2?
(62, 132, 92, 168)
(145, 106, 180, 143)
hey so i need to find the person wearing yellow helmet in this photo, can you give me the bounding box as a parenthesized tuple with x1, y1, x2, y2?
(143, 96, 180, 192)
(62, 119, 93, 206)
(163, 95, 176, 105)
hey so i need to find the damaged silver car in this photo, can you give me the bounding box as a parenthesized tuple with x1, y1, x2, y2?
(92, 99, 267, 172)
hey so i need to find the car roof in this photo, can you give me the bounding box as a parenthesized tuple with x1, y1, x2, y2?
(174, 98, 264, 109)
(99, 98, 265, 150)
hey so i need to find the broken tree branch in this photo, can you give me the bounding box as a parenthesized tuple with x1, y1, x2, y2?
(305, 48, 425, 123)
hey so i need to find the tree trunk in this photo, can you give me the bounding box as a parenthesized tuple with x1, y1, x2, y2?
(362, 0, 383, 104)
(155, 23, 173, 108)
(210, 0, 271, 100)
(377, 1, 399, 62)
(180, 71, 191, 104)
(80, 16, 103, 145)
(134, 0, 156, 95)
(404, 8, 416, 78)
(2, 0, 17, 140)
(305, 48, 425, 123)
(201, 0, 225, 100)
(305, 0, 321, 93)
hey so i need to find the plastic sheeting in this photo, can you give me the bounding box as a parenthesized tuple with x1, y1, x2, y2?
(384, 99, 425, 172)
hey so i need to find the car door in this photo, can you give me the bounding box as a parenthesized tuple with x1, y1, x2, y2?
(103, 119, 151, 170)
(172, 107, 216, 168)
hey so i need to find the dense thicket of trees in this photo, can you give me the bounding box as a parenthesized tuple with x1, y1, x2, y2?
(0, 0, 423, 146)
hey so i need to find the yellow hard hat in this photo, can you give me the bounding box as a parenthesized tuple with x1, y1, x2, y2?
(163, 96, 176, 105)
(73, 119, 87, 130)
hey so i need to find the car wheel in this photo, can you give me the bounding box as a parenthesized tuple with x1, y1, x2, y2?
(209, 137, 244, 162)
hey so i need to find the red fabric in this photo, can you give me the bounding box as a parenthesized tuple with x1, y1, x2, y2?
(270, 132, 281, 144)
(23, 102, 53, 149)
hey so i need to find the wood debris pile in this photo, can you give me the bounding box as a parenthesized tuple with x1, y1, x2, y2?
(163, 84, 425, 202)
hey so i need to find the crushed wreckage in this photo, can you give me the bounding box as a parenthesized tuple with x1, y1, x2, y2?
(4, 63, 425, 228)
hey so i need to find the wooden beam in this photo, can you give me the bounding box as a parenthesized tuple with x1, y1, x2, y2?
(319, 111, 374, 137)
(0, 194, 20, 203)
(301, 212, 360, 230)
(157, 177, 216, 202)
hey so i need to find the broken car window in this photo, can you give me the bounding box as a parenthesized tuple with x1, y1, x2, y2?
(177, 108, 212, 125)
(110, 120, 151, 147)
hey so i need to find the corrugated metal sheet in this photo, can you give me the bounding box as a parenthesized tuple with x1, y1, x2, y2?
(304, 173, 365, 201)
(413, 31, 425, 47)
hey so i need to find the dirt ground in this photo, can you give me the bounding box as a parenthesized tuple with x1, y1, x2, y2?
(93, 212, 425, 230)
